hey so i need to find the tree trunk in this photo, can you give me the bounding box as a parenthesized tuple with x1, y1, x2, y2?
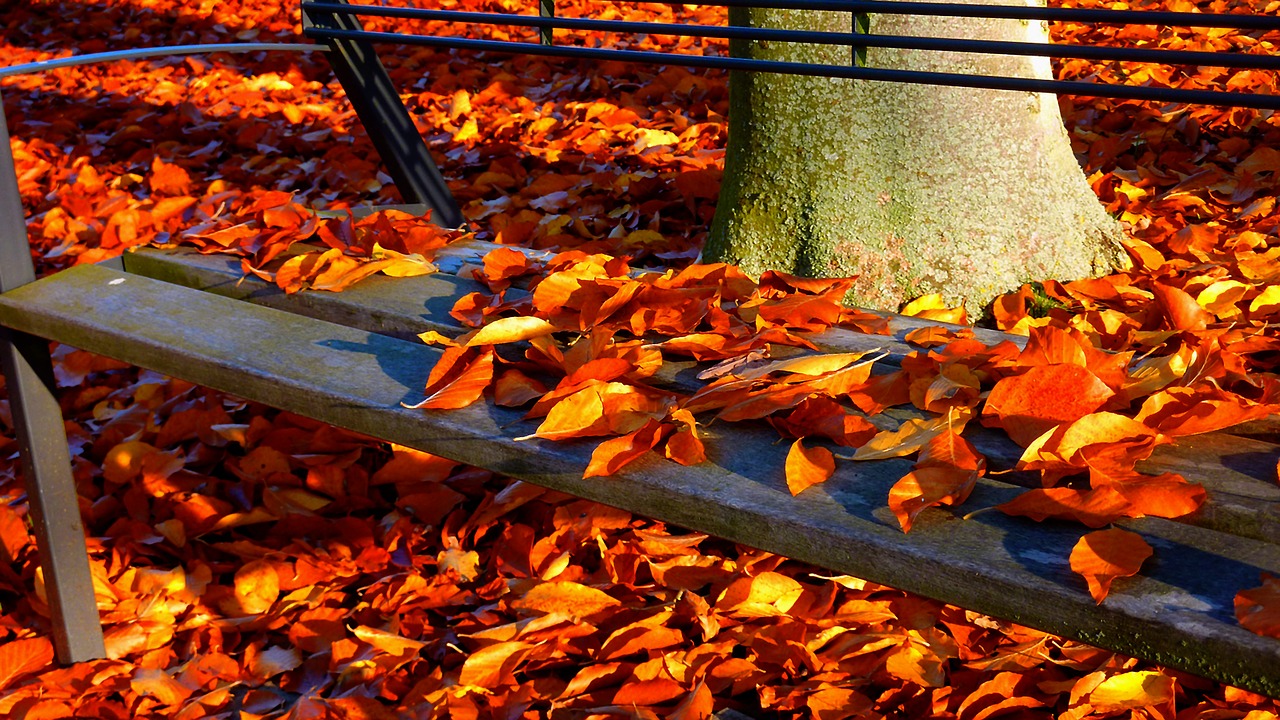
(704, 1, 1126, 317)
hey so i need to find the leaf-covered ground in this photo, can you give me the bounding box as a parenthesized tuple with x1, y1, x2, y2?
(3, 0, 1280, 717)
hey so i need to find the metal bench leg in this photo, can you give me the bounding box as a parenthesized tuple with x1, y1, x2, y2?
(0, 91, 106, 663)
(304, 0, 465, 229)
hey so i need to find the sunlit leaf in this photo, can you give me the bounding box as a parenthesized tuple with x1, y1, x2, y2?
(785, 439, 836, 496)
(1069, 528, 1152, 604)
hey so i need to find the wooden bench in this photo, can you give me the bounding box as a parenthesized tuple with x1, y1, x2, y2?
(4, 0, 1280, 697)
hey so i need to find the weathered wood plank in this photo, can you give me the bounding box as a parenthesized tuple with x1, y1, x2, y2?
(3, 263, 1280, 695)
(123, 247, 1280, 543)
(124, 245, 1018, 358)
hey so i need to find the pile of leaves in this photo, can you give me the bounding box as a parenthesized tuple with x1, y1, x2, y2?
(4, 0, 1280, 717)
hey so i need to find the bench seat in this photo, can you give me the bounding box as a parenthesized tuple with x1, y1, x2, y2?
(1, 252, 1279, 695)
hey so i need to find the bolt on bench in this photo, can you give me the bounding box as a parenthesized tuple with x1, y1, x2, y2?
(4, 0, 1280, 696)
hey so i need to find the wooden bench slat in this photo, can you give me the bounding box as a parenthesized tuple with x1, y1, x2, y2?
(123, 247, 1280, 544)
(3, 263, 1280, 694)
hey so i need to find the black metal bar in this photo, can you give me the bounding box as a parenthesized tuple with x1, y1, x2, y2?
(0, 44, 323, 80)
(303, 0, 1280, 31)
(302, 5, 1280, 71)
(306, 27, 1280, 109)
(303, 0, 464, 228)
(0, 91, 106, 664)
(539, 0, 555, 46)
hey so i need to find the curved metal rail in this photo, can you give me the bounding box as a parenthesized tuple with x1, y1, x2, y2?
(308, 26, 1280, 109)
(0, 43, 323, 79)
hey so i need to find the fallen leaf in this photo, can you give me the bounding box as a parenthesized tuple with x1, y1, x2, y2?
(1236, 574, 1280, 638)
(785, 439, 836, 496)
(1070, 528, 1152, 603)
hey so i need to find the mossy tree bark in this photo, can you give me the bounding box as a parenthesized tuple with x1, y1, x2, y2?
(704, 1, 1126, 317)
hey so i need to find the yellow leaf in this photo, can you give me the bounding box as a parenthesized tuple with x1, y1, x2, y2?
(1249, 284, 1280, 317)
(1086, 671, 1174, 712)
(416, 330, 459, 347)
(455, 118, 479, 143)
(465, 316, 557, 347)
(371, 242, 437, 277)
(747, 350, 878, 378)
(1196, 279, 1248, 318)
(632, 128, 679, 151)
(901, 293, 968, 324)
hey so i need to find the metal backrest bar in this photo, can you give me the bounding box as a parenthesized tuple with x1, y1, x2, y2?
(603, 0, 1280, 29)
(300, 6, 1280, 71)
(0, 43, 323, 80)
(305, 27, 1280, 109)
(305, 0, 1280, 31)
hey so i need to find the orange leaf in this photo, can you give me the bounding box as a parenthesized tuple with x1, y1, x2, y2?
(0, 505, 28, 562)
(584, 420, 668, 478)
(1152, 282, 1212, 332)
(352, 625, 428, 657)
(1089, 468, 1205, 520)
(1236, 574, 1280, 638)
(785, 439, 836, 496)
(493, 369, 547, 407)
(130, 668, 194, 707)
(889, 431, 984, 532)
(1018, 412, 1163, 481)
(997, 487, 1131, 528)
(982, 365, 1115, 447)
(1136, 385, 1277, 437)
(663, 409, 706, 466)
(102, 440, 159, 484)
(670, 678, 714, 720)
(0, 637, 53, 692)
(889, 466, 977, 533)
(1069, 528, 1152, 603)
(234, 559, 281, 615)
(149, 157, 192, 196)
(406, 346, 495, 410)
(510, 581, 620, 620)
(715, 572, 804, 617)
(458, 641, 532, 687)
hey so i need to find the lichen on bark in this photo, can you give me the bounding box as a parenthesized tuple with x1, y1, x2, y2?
(704, 1, 1126, 317)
